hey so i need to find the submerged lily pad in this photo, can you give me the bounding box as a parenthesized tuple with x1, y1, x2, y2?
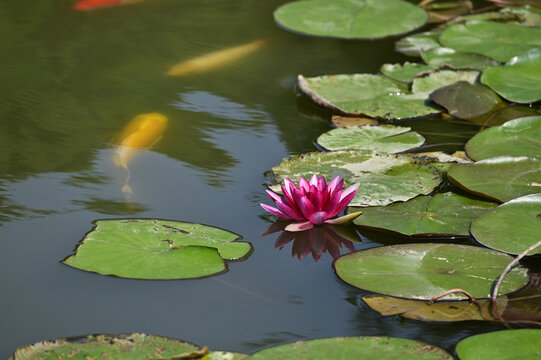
(269, 151, 442, 207)
(471, 194, 541, 256)
(380, 62, 434, 83)
(448, 156, 541, 202)
(421, 47, 500, 70)
(456, 329, 541, 360)
(10, 333, 203, 360)
(465, 116, 541, 160)
(245, 336, 451, 359)
(481, 47, 541, 103)
(273, 0, 427, 40)
(298, 69, 478, 120)
(350, 192, 497, 237)
(467, 103, 541, 126)
(439, 21, 541, 62)
(429, 81, 503, 119)
(335, 243, 529, 300)
(395, 31, 441, 57)
(316, 125, 425, 153)
(62, 219, 252, 279)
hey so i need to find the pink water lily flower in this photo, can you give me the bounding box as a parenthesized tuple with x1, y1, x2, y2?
(261, 174, 361, 232)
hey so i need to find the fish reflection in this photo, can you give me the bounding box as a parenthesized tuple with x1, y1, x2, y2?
(262, 222, 360, 262)
(167, 38, 267, 76)
(113, 113, 168, 195)
(73, 0, 141, 11)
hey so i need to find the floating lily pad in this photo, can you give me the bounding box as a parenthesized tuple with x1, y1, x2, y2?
(316, 125, 425, 153)
(273, 0, 428, 40)
(456, 329, 541, 360)
(245, 336, 451, 360)
(450, 6, 541, 26)
(380, 62, 434, 83)
(334, 243, 529, 300)
(10, 333, 203, 360)
(481, 47, 541, 103)
(421, 47, 500, 70)
(269, 151, 442, 207)
(395, 31, 441, 57)
(298, 69, 478, 120)
(447, 156, 541, 202)
(424, 0, 472, 23)
(439, 21, 541, 62)
(467, 103, 541, 126)
(62, 219, 252, 279)
(471, 194, 541, 255)
(429, 81, 503, 119)
(331, 114, 379, 127)
(465, 116, 541, 160)
(350, 192, 497, 237)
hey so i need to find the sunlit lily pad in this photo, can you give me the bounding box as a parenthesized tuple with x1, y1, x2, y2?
(421, 47, 500, 70)
(447, 156, 541, 202)
(273, 0, 427, 40)
(471, 194, 541, 255)
(316, 125, 425, 153)
(481, 47, 541, 103)
(298, 69, 478, 120)
(245, 336, 451, 359)
(350, 192, 497, 237)
(380, 62, 434, 83)
(395, 31, 441, 57)
(439, 21, 541, 62)
(269, 151, 442, 207)
(456, 329, 541, 360)
(10, 333, 203, 360)
(334, 243, 529, 300)
(465, 116, 541, 160)
(429, 81, 503, 119)
(62, 219, 252, 279)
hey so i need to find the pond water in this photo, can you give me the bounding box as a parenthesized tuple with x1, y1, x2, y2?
(0, 0, 509, 357)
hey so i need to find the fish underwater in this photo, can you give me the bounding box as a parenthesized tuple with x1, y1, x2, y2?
(167, 38, 268, 76)
(73, 0, 141, 11)
(113, 113, 168, 194)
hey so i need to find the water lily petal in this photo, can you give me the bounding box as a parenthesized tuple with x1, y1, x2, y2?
(285, 221, 314, 232)
(327, 176, 343, 196)
(312, 187, 325, 211)
(298, 196, 317, 220)
(309, 211, 328, 225)
(309, 173, 319, 186)
(260, 203, 292, 219)
(323, 188, 342, 217)
(336, 183, 359, 211)
(299, 177, 310, 192)
(275, 199, 305, 220)
(317, 176, 327, 194)
(325, 211, 362, 225)
(266, 189, 283, 204)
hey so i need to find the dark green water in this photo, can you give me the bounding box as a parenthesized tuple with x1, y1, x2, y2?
(0, 0, 506, 358)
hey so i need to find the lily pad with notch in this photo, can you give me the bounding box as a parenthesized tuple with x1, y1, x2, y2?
(334, 243, 529, 300)
(62, 219, 252, 279)
(273, 0, 428, 40)
(349, 192, 497, 237)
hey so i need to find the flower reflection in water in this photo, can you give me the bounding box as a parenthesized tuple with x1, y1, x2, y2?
(262, 222, 361, 262)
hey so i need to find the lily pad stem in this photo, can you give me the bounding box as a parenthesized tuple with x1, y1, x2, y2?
(430, 288, 477, 303)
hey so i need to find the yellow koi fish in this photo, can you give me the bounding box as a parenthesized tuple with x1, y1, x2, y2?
(167, 38, 268, 76)
(113, 113, 168, 194)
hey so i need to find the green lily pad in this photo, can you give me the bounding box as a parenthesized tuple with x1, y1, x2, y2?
(456, 329, 541, 360)
(471, 194, 541, 255)
(449, 6, 541, 27)
(429, 81, 503, 120)
(316, 125, 425, 153)
(467, 103, 541, 126)
(481, 47, 541, 103)
(465, 116, 541, 160)
(335, 243, 529, 300)
(269, 151, 442, 207)
(245, 336, 451, 360)
(439, 21, 541, 62)
(447, 156, 541, 202)
(350, 192, 497, 237)
(10, 333, 203, 360)
(298, 69, 478, 120)
(380, 62, 434, 83)
(424, 1, 472, 24)
(421, 47, 500, 71)
(273, 0, 427, 40)
(395, 31, 442, 57)
(62, 219, 252, 279)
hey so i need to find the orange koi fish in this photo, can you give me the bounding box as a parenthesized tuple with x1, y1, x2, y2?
(113, 113, 168, 194)
(167, 38, 268, 76)
(73, 0, 141, 11)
